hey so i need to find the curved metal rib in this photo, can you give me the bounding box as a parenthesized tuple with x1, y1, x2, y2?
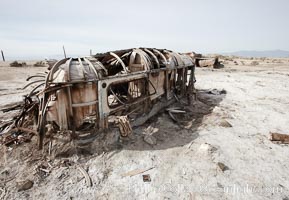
(152, 49, 167, 64)
(109, 52, 128, 73)
(22, 79, 45, 90)
(28, 83, 45, 97)
(143, 48, 160, 69)
(64, 58, 73, 82)
(83, 57, 101, 79)
(78, 58, 89, 79)
(47, 58, 69, 85)
(26, 75, 46, 81)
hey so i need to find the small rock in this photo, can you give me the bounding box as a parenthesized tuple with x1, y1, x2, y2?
(220, 89, 227, 94)
(142, 174, 151, 182)
(144, 126, 159, 134)
(217, 162, 229, 172)
(17, 180, 34, 192)
(217, 182, 223, 188)
(198, 143, 217, 153)
(144, 135, 157, 145)
(219, 120, 232, 127)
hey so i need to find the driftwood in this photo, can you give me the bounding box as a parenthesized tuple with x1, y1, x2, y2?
(269, 132, 289, 144)
(77, 165, 92, 187)
(168, 109, 186, 114)
(121, 167, 155, 177)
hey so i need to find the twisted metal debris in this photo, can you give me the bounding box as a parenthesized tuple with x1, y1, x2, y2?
(0, 48, 197, 149)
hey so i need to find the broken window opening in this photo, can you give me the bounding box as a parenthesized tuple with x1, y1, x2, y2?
(107, 78, 148, 109)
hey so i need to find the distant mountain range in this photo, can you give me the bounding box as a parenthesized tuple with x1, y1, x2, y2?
(223, 50, 289, 58)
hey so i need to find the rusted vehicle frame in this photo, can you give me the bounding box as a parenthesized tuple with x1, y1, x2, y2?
(2, 48, 196, 148)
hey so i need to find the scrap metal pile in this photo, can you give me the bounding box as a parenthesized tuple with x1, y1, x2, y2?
(0, 48, 198, 149)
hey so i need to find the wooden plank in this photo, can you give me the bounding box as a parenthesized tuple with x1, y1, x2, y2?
(269, 132, 289, 144)
(72, 100, 98, 107)
(121, 167, 154, 177)
(56, 90, 68, 130)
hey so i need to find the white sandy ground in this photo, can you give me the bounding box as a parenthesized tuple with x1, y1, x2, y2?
(0, 66, 46, 108)
(0, 59, 289, 200)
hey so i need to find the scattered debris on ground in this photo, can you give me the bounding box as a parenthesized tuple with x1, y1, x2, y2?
(0, 56, 289, 199)
(219, 119, 233, 128)
(77, 165, 92, 187)
(217, 162, 229, 172)
(10, 61, 27, 67)
(143, 134, 157, 145)
(251, 61, 259, 66)
(33, 61, 46, 67)
(17, 180, 34, 192)
(142, 174, 151, 182)
(269, 132, 289, 144)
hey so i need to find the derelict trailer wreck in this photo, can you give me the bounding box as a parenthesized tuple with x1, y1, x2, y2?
(1, 48, 197, 149)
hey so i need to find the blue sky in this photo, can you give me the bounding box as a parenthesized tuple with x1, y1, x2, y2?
(0, 0, 289, 59)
